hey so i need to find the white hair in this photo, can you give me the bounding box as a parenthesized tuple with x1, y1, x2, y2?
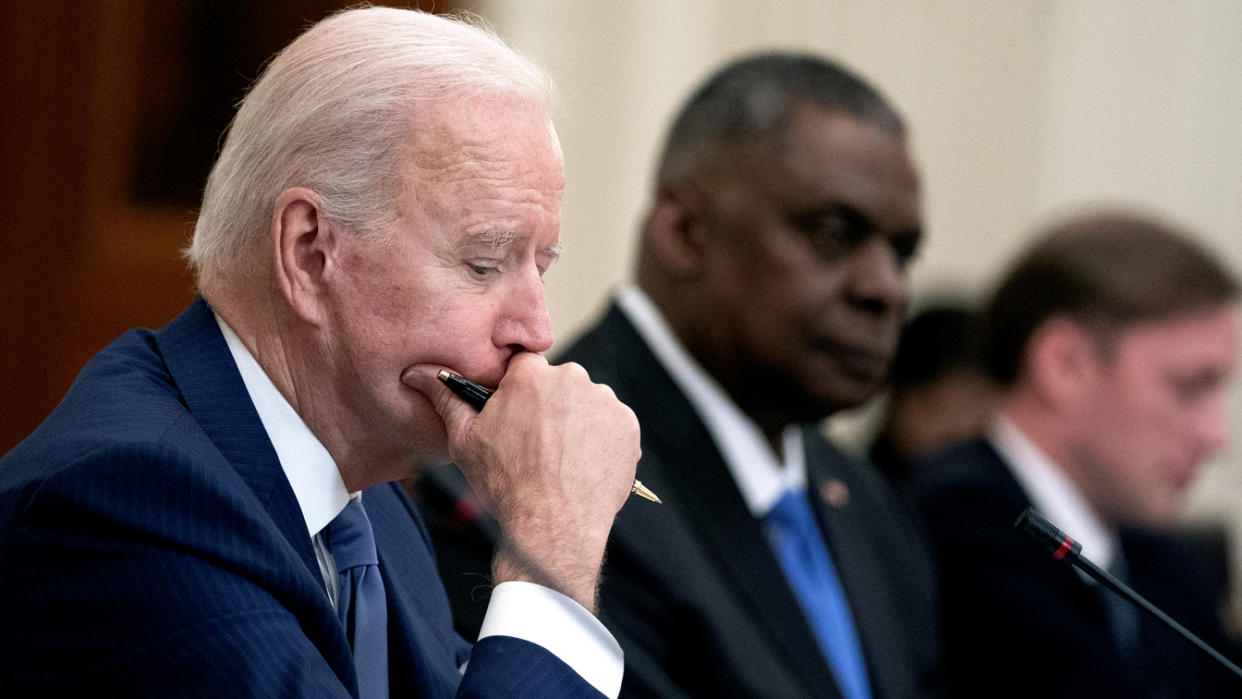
(186, 7, 555, 293)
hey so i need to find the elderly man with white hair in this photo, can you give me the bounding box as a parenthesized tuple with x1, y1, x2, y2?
(0, 8, 639, 698)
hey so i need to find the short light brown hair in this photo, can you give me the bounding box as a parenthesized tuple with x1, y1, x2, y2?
(982, 210, 1239, 386)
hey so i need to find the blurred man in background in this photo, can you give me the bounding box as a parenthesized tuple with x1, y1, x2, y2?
(869, 302, 995, 493)
(557, 52, 941, 698)
(916, 210, 1242, 697)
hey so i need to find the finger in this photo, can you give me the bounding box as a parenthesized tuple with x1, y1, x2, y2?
(401, 365, 477, 439)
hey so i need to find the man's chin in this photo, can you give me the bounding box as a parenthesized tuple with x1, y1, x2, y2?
(1117, 499, 1186, 530)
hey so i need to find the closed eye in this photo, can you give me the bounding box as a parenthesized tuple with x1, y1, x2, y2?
(467, 263, 501, 280)
(1167, 368, 1228, 405)
(789, 206, 869, 260)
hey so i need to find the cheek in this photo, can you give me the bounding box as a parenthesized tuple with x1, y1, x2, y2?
(335, 272, 459, 371)
(759, 273, 836, 325)
(1100, 401, 1183, 495)
(1097, 400, 1160, 457)
(1123, 386, 1189, 454)
(739, 289, 822, 365)
(425, 294, 514, 373)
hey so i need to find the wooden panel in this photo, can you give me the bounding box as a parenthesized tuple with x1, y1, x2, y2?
(0, 2, 98, 451)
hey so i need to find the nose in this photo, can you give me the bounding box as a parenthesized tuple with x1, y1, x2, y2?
(846, 238, 909, 315)
(493, 267, 554, 353)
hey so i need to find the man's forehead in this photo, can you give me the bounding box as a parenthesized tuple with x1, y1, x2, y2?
(409, 94, 558, 155)
(407, 116, 565, 202)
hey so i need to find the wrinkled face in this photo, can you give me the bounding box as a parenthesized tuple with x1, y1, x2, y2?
(1071, 307, 1239, 527)
(689, 107, 922, 422)
(322, 95, 564, 472)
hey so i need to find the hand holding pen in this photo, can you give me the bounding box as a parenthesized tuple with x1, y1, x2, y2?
(438, 369, 662, 504)
(405, 354, 642, 612)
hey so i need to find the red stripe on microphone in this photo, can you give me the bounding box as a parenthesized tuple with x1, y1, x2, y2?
(1052, 536, 1074, 560)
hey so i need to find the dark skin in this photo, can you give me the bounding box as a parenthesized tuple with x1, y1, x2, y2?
(640, 105, 922, 455)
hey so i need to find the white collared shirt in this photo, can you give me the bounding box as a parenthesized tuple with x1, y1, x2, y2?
(990, 414, 1117, 571)
(216, 314, 622, 697)
(616, 286, 806, 517)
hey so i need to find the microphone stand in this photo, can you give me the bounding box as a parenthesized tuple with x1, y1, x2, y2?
(1014, 507, 1242, 681)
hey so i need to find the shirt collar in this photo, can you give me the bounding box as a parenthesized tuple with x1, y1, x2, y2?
(990, 414, 1117, 569)
(216, 314, 351, 537)
(616, 286, 805, 516)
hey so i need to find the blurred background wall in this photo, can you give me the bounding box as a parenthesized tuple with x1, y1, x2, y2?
(3, 0, 1241, 608)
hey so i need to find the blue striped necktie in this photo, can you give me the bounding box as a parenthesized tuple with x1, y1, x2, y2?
(327, 498, 389, 699)
(767, 488, 872, 699)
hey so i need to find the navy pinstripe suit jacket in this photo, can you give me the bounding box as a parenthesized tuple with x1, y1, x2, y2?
(0, 297, 599, 698)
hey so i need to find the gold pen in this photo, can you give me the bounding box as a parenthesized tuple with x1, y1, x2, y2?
(437, 369, 662, 504)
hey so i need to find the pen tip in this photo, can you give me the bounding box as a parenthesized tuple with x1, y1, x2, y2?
(631, 479, 663, 504)
(437, 369, 451, 381)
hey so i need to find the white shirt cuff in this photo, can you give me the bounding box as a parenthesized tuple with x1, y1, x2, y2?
(477, 581, 623, 698)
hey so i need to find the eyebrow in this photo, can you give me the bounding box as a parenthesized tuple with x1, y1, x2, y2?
(458, 229, 519, 251)
(456, 228, 563, 262)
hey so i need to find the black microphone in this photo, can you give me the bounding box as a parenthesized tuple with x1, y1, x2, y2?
(1014, 506, 1242, 680)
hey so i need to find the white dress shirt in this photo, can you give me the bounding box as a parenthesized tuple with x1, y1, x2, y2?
(217, 315, 622, 697)
(616, 286, 805, 517)
(989, 415, 1118, 571)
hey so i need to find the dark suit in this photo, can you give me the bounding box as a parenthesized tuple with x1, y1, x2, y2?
(0, 297, 601, 697)
(555, 301, 941, 698)
(914, 437, 1242, 698)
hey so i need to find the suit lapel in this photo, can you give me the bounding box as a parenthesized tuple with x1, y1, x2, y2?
(661, 434, 841, 698)
(154, 298, 356, 686)
(805, 436, 906, 698)
(155, 297, 322, 581)
(587, 305, 841, 698)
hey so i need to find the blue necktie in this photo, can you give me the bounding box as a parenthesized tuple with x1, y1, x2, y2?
(1102, 549, 1142, 663)
(767, 488, 872, 699)
(327, 498, 389, 699)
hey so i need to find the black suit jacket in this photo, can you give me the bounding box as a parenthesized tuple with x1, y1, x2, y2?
(556, 301, 941, 699)
(914, 437, 1242, 698)
(0, 298, 602, 697)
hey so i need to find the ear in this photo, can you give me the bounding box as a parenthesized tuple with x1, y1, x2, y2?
(1023, 316, 1099, 410)
(272, 187, 337, 325)
(642, 184, 709, 279)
